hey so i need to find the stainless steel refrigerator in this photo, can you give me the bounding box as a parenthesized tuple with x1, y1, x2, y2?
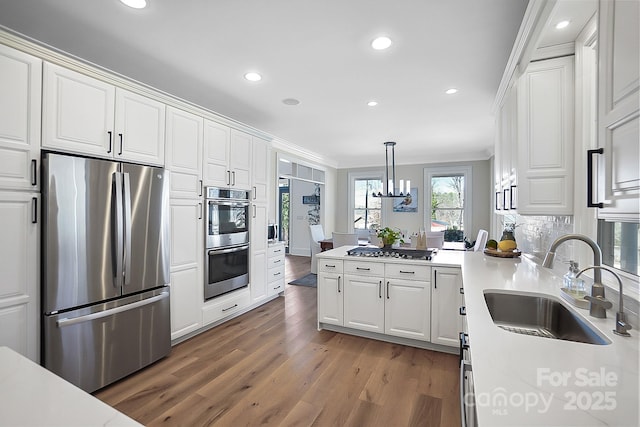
(42, 152, 171, 393)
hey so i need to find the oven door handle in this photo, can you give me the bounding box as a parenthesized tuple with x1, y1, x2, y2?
(460, 360, 473, 427)
(208, 245, 250, 255)
(208, 200, 250, 207)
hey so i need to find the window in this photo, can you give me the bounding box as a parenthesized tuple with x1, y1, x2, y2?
(353, 177, 382, 230)
(425, 166, 472, 242)
(598, 220, 639, 277)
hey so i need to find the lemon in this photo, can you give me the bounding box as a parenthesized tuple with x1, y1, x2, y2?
(498, 240, 517, 251)
(486, 239, 498, 250)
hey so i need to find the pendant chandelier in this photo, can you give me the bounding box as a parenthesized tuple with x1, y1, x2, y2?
(372, 141, 410, 198)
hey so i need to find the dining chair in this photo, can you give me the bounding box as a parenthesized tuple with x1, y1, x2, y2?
(473, 229, 489, 251)
(309, 224, 325, 274)
(332, 232, 358, 248)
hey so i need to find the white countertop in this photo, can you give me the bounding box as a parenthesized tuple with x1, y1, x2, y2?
(318, 247, 640, 426)
(0, 346, 142, 427)
(461, 252, 639, 427)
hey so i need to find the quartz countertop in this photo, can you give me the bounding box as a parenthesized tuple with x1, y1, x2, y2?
(317, 247, 640, 426)
(0, 346, 142, 426)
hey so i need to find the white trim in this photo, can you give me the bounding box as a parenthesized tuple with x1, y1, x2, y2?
(423, 166, 473, 237)
(348, 171, 384, 233)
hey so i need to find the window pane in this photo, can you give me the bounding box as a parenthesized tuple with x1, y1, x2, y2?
(432, 176, 464, 209)
(432, 209, 464, 233)
(354, 180, 368, 209)
(598, 220, 639, 276)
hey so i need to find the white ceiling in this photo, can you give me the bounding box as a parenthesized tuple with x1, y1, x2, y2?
(0, 0, 535, 168)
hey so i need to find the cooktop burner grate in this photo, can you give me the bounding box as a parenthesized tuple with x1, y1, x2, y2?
(345, 246, 433, 260)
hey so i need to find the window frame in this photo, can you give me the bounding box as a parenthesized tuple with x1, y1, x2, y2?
(348, 171, 384, 233)
(424, 166, 473, 238)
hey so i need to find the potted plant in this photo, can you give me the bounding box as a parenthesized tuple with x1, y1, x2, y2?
(376, 227, 404, 248)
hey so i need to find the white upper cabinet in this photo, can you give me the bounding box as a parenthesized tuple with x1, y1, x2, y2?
(42, 62, 165, 166)
(516, 56, 574, 215)
(251, 136, 270, 204)
(165, 106, 203, 199)
(0, 45, 41, 191)
(203, 120, 251, 190)
(594, 0, 639, 220)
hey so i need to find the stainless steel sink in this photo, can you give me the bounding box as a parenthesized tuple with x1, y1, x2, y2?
(484, 291, 611, 345)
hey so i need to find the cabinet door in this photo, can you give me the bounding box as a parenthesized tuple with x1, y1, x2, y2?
(170, 266, 202, 340)
(251, 136, 270, 203)
(385, 278, 430, 341)
(42, 62, 115, 157)
(114, 88, 165, 166)
(0, 192, 39, 361)
(596, 0, 639, 219)
(250, 250, 267, 303)
(431, 267, 463, 347)
(166, 106, 203, 198)
(229, 129, 251, 189)
(251, 203, 268, 253)
(317, 273, 343, 326)
(517, 56, 574, 215)
(0, 45, 41, 191)
(170, 199, 203, 268)
(343, 274, 384, 333)
(203, 119, 231, 187)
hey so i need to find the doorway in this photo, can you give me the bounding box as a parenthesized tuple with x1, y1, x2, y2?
(279, 178, 290, 253)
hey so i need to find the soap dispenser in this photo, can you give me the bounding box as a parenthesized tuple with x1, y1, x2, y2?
(561, 261, 588, 308)
(563, 260, 579, 292)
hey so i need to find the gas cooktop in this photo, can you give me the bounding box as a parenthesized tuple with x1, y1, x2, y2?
(345, 246, 434, 260)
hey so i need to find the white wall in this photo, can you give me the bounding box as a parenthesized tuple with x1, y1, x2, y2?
(288, 180, 322, 256)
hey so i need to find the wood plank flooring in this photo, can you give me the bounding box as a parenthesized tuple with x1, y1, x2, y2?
(94, 255, 460, 426)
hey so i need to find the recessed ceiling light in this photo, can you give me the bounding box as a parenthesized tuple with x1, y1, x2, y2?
(371, 36, 392, 50)
(120, 0, 147, 9)
(244, 72, 262, 82)
(367, 100, 378, 107)
(282, 98, 300, 106)
(556, 20, 570, 29)
(445, 88, 458, 95)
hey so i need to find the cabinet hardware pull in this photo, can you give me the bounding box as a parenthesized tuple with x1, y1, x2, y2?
(587, 148, 604, 208)
(274, 285, 281, 290)
(118, 133, 123, 155)
(502, 188, 509, 210)
(31, 159, 37, 186)
(495, 191, 501, 210)
(356, 267, 370, 271)
(253, 204, 256, 218)
(274, 259, 281, 263)
(378, 280, 382, 299)
(434, 270, 437, 289)
(253, 186, 257, 200)
(222, 303, 238, 312)
(227, 170, 231, 186)
(274, 272, 281, 276)
(459, 287, 464, 294)
(232, 171, 236, 186)
(399, 270, 414, 274)
(107, 131, 112, 153)
(337, 276, 341, 293)
(325, 264, 335, 268)
(386, 281, 390, 299)
(509, 185, 517, 209)
(199, 180, 203, 197)
(459, 306, 466, 316)
(198, 203, 202, 220)
(274, 249, 282, 253)
(31, 197, 37, 224)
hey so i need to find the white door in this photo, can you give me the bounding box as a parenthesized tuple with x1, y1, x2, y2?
(203, 119, 231, 187)
(166, 106, 203, 198)
(114, 88, 165, 166)
(431, 267, 463, 347)
(385, 278, 430, 341)
(250, 250, 267, 303)
(42, 62, 115, 157)
(343, 274, 384, 333)
(317, 273, 343, 326)
(0, 192, 39, 361)
(0, 45, 41, 191)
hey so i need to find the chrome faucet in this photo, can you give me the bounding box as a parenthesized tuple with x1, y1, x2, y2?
(577, 266, 632, 337)
(542, 234, 607, 318)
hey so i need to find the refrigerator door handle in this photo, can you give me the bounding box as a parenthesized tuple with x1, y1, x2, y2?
(122, 172, 132, 287)
(56, 291, 169, 327)
(112, 172, 124, 288)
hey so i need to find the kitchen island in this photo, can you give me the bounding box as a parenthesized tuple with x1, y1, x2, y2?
(0, 346, 142, 426)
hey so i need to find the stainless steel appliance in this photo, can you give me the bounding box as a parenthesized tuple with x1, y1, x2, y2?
(205, 186, 250, 300)
(42, 152, 170, 393)
(267, 223, 278, 242)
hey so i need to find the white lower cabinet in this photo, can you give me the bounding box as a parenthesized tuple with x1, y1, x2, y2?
(385, 277, 431, 341)
(250, 250, 268, 303)
(0, 192, 39, 361)
(267, 242, 285, 296)
(431, 267, 463, 347)
(202, 288, 251, 326)
(317, 260, 344, 326)
(169, 266, 202, 340)
(344, 274, 385, 333)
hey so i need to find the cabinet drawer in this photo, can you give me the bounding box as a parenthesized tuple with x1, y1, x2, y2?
(268, 279, 284, 296)
(385, 263, 430, 281)
(268, 244, 285, 258)
(202, 289, 250, 325)
(318, 259, 343, 273)
(268, 265, 285, 283)
(267, 255, 284, 269)
(344, 260, 384, 276)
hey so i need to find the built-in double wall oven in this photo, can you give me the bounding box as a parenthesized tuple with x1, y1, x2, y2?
(204, 187, 250, 300)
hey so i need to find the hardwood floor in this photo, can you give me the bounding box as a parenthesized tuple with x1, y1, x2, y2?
(95, 255, 460, 426)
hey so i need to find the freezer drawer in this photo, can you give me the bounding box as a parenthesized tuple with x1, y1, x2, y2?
(43, 289, 170, 393)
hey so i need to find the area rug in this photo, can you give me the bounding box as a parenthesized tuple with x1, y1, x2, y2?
(288, 273, 317, 287)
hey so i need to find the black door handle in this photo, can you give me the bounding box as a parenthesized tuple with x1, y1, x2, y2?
(587, 148, 604, 208)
